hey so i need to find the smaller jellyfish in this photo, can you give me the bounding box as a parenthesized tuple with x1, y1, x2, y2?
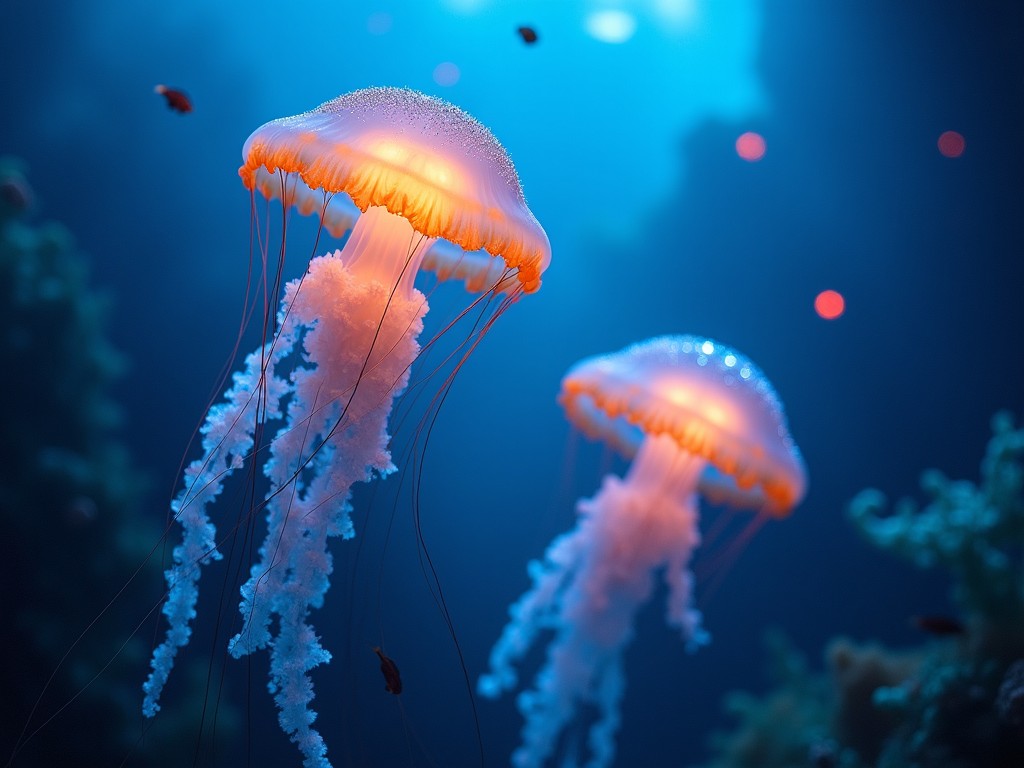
(479, 335, 806, 768)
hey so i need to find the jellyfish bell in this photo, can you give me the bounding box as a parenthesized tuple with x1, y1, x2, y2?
(480, 334, 805, 768)
(0, 87, 550, 768)
(561, 335, 806, 516)
(240, 87, 550, 296)
(136, 87, 549, 768)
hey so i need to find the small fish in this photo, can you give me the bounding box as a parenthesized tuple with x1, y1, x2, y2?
(155, 84, 193, 114)
(374, 646, 403, 695)
(516, 26, 539, 45)
(911, 615, 965, 636)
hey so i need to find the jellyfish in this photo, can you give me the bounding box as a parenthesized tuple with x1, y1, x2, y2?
(142, 87, 549, 768)
(479, 335, 806, 768)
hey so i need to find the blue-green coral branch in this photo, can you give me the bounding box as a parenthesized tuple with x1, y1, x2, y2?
(848, 412, 1024, 632)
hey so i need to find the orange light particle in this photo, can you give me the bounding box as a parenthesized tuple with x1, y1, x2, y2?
(814, 289, 845, 320)
(735, 131, 766, 162)
(937, 130, 965, 158)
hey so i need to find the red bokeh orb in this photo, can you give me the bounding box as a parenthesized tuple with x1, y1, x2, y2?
(814, 289, 845, 320)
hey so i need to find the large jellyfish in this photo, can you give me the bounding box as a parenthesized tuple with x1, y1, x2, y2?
(479, 335, 806, 768)
(143, 87, 549, 768)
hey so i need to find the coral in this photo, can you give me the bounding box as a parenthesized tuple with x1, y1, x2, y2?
(701, 414, 1024, 768)
(0, 156, 149, 765)
(702, 633, 922, 768)
(849, 412, 1024, 646)
(827, 638, 922, 764)
(1, 158, 233, 766)
(996, 660, 1024, 729)
(0, 157, 135, 528)
(703, 631, 836, 768)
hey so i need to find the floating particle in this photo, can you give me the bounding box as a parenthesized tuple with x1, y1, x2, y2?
(937, 130, 965, 158)
(735, 131, 766, 162)
(814, 289, 845, 320)
(433, 61, 460, 87)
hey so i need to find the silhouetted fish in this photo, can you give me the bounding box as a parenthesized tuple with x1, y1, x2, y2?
(154, 84, 193, 114)
(517, 26, 539, 45)
(373, 646, 403, 695)
(911, 615, 965, 636)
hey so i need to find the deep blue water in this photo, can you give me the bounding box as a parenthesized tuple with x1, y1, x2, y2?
(3, 1, 1023, 766)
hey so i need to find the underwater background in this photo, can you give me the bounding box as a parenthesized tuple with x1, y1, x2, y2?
(2, 1, 1023, 766)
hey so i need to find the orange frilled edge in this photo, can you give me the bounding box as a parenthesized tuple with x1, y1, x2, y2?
(238, 87, 550, 294)
(558, 335, 807, 517)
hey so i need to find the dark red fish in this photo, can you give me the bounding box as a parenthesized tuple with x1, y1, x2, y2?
(374, 646, 402, 695)
(517, 26, 538, 45)
(911, 615, 965, 636)
(155, 84, 193, 114)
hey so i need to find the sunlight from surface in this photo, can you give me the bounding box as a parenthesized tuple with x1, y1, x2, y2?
(585, 10, 638, 43)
